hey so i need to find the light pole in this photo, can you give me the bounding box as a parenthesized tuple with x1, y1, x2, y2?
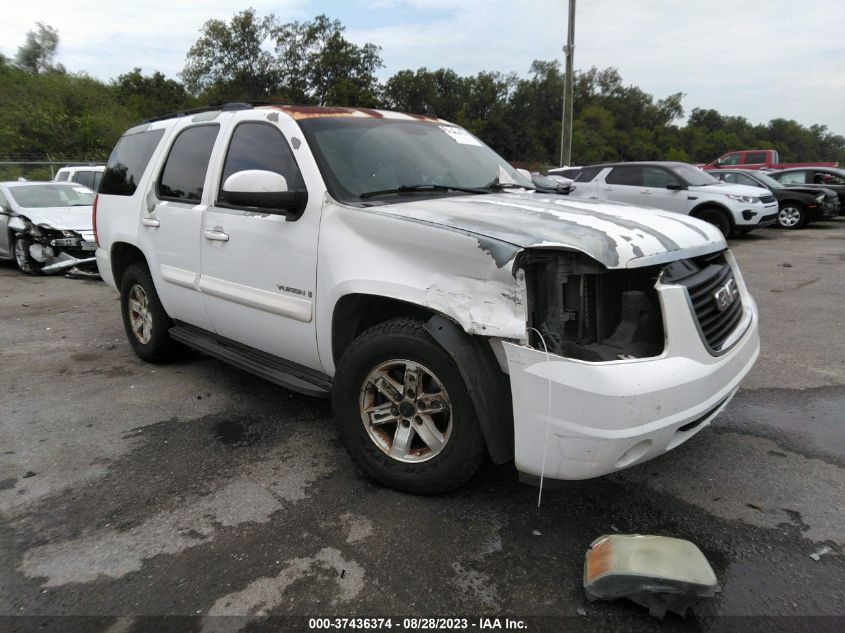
(559, 0, 576, 167)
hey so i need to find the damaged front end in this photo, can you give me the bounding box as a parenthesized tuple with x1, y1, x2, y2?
(9, 216, 98, 277)
(520, 250, 666, 362)
(503, 247, 760, 482)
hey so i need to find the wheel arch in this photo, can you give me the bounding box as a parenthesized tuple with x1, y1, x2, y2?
(330, 294, 515, 465)
(690, 201, 734, 224)
(110, 242, 149, 288)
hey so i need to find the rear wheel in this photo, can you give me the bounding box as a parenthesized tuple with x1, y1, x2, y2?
(119, 263, 179, 362)
(777, 204, 806, 229)
(332, 318, 485, 494)
(697, 208, 733, 238)
(13, 237, 43, 275)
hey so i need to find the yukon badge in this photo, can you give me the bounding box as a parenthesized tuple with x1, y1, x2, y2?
(714, 278, 739, 312)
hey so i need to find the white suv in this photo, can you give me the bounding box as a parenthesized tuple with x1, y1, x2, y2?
(569, 161, 778, 236)
(94, 104, 760, 493)
(54, 165, 105, 191)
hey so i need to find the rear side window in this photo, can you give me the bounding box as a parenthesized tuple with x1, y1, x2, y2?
(642, 167, 679, 188)
(605, 166, 643, 186)
(775, 171, 807, 185)
(158, 125, 219, 203)
(574, 166, 602, 182)
(219, 122, 305, 195)
(744, 152, 767, 165)
(73, 171, 96, 189)
(100, 128, 165, 196)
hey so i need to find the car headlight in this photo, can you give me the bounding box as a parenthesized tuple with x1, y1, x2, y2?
(815, 194, 825, 203)
(726, 194, 760, 204)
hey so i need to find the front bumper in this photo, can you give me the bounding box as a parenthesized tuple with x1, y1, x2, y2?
(503, 256, 759, 481)
(735, 201, 778, 227)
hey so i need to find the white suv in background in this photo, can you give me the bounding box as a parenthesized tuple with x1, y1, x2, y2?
(53, 165, 105, 191)
(569, 161, 778, 237)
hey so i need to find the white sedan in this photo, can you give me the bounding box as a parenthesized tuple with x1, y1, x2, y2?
(0, 181, 98, 275)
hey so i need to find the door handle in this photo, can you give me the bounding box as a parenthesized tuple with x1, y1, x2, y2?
(640, 190, 652, 194)
(203, 229, 229, 242)
(141, 218, 160, 228)
(602, 187, 613, 191)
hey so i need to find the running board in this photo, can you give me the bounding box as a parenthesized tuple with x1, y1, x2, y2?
(169, 324, 331, 398)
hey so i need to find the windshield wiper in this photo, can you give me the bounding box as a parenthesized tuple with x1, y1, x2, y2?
(359, 184, 488, 199)
(483, 177, 533, 192)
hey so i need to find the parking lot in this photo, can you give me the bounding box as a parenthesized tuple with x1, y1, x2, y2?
(1, 221, 844, 632)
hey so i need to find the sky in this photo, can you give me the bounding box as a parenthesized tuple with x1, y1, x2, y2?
(3, 0, 844, 136)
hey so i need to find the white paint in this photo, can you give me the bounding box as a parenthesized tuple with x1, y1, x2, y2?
(503, 266, 761, 481)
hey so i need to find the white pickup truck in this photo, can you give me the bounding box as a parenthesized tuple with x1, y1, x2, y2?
(94, 103, 760, 494)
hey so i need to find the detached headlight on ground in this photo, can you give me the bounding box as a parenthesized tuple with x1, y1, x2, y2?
(584, 534, 719, 618)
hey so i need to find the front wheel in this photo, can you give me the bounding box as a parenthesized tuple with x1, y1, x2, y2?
(119, 263, 179, 363)
(777, 205, 806, 229)
(13, 237, 43, 275)
(697, 208, 733, 238)
(332, 318, 485, 494)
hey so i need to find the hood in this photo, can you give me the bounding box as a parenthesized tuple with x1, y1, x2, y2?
(367, 193, 725, 269)
(691, 182, 770, 197)
(782, 186, 834, 198)
(17, 205, 93, 231)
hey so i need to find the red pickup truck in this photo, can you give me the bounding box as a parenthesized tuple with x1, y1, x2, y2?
(702, 149, 838, 171)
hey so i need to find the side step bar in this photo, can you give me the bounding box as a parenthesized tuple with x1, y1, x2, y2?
(169, 324, 332, 398)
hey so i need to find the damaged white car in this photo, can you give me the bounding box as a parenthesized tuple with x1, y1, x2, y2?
(0, 182, 98, 276)
(94, 104, 759, 494)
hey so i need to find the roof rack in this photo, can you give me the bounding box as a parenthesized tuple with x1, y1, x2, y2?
(142, 100, 297, 124)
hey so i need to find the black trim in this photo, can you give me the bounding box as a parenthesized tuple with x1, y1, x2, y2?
(677, 392, 732, 433)
(169, 322, 332, 398)
(424, 315, 514, 464)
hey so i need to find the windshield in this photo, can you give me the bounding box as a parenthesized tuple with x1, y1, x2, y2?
(7, 184, 95, 208)
(669, 164, 719, 187)
(297, 117, 533, 203)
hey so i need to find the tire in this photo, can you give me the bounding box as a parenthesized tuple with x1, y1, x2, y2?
(776, 204, 806, 229)
(697, 208, 733, 238)
(119, 263, 179, 363)
(332, 318, 485, 494)
(13, 236, 43, 275)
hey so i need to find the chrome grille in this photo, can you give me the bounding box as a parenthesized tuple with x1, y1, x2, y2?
(663, 252, 745, 353)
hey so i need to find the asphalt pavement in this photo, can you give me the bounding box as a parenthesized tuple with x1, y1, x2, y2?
(1, 220, 843, 633)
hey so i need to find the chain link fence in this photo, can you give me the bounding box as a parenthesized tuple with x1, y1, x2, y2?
(0, 155, 109, 182)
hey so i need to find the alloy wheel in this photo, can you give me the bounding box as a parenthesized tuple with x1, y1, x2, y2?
(128, 284, 153, 344)
(778, 206, 802, 228)
(358, 359, 453, 463)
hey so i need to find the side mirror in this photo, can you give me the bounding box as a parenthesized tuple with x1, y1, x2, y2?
(219, 169, 308, 220)
(666, 182, 684, 191)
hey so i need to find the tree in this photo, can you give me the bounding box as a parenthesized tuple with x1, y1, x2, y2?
(182, 8, 279, 99)
(274, 15, 383, 106)
(114, 68, 192, 119)
(15, 22, 63, 73)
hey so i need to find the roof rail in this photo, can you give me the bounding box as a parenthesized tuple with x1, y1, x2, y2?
(142, 100, 298, 124)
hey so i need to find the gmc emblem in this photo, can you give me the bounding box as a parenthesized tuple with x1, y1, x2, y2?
(714, 278, 739, 312)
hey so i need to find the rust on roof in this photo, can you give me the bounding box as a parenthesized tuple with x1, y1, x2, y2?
(259, 104, 440, 122)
